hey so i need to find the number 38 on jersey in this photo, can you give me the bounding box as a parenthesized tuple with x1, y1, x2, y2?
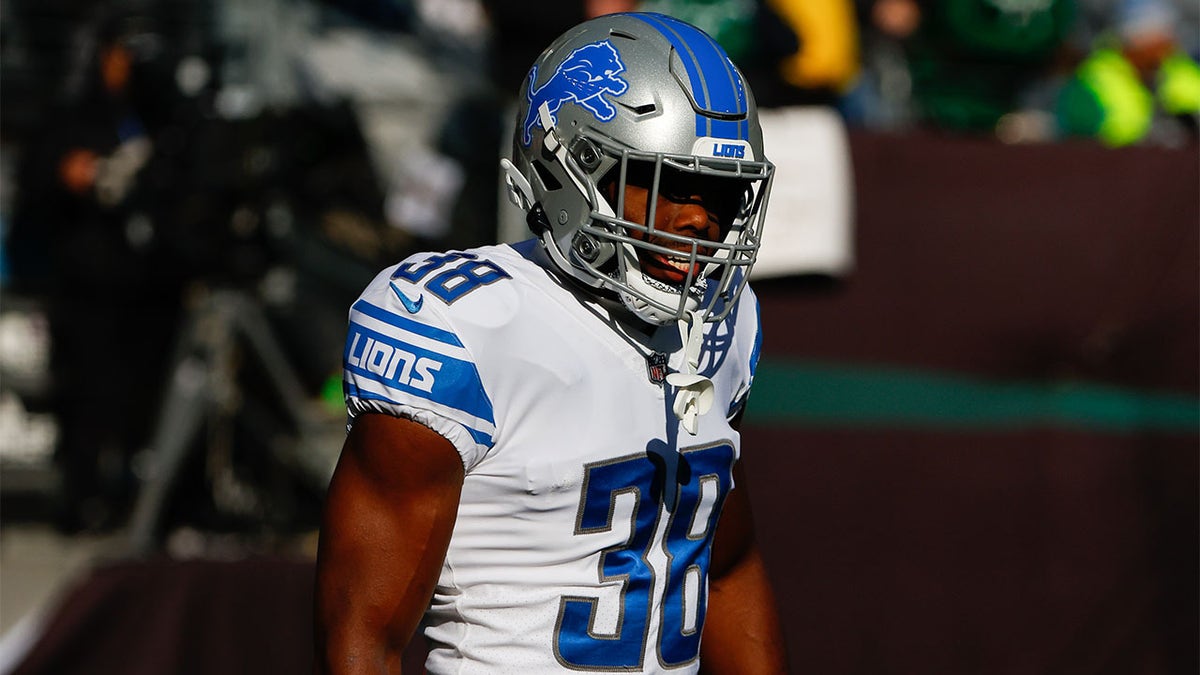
(556, 442, 736, 670)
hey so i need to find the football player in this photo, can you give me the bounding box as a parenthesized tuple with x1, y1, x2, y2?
(315, 12, 787, 674)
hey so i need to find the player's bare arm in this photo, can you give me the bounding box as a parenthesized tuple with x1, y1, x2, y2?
(314, 413, 464, 675)
(700, 461, 789, 673)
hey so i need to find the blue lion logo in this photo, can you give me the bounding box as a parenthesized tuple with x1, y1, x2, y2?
(521, 40, 629, 147)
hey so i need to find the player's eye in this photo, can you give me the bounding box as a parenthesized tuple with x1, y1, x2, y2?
(603, 162, 750, 232)
(617, 161, 656, 191)
(674, 172, 750, 231)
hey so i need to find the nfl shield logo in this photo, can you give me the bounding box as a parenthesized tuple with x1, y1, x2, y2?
(646, 352, 669, 385)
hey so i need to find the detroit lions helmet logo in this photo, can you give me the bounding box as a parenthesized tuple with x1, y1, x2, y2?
(522, 40, 629, 146)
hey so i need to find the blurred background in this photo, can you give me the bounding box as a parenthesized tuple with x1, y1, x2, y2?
(0, 0, 1195, 673)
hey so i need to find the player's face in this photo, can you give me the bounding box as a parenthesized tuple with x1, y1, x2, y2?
(613, 163, 745, 286)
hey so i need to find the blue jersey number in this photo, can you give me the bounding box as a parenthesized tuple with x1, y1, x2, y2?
(555, 443, 735, 669)
(392, 251, 510, 304)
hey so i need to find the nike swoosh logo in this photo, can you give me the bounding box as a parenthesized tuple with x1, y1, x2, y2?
(389, 282, 423, 313)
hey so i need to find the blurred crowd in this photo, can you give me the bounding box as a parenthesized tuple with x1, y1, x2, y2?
(0, 0, 1196, 539)
(483, 0, 1200, 147)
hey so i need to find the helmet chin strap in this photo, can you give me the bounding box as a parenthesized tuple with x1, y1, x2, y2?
(665, 309, 714, 434)
(539, 102, 591, 198)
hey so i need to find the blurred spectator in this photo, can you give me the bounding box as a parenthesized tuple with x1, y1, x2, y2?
(8, 12, 188, 531)
(876, 0, 1077, 134)
(758, 0, 862, 105)
(844, 0, 922, 128)
(1056, 0, 1200, 146)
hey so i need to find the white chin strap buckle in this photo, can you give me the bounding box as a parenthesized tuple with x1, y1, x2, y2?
(500, 158, 535, 212)
(666, 310, 714, 435)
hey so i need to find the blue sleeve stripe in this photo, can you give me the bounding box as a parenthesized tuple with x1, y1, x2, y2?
(632, 13, 748, 140)
(351, 299, 464, 348)
(345, 321, 495, 425)
(345, 382, 496, 447)
(464, 424, 494, 448)
(345, 381, 496, 436)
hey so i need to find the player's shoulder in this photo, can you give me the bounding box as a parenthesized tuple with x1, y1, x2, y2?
(736, 282, 760, 320)
(738, 283, 762, 342)
(699, 281, 762, 381)
(354, 240, 550, 343)
(715, 280, 762, 349)
(737, 282, 763, 366)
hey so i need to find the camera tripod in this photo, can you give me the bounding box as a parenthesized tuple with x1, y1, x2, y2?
(126, 286, 343, 554)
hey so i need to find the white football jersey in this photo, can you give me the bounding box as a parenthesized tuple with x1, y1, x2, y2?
(342, 240, 762, 674)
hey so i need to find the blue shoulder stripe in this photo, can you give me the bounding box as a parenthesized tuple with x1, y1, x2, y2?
(344, 320, 495, 427)
(352, 299, 463, 347)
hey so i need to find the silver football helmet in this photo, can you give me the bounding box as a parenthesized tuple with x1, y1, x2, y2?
(502, 12, 774, 326)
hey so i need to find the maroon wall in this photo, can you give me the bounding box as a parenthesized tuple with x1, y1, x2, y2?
(744, 131, 1197, 674)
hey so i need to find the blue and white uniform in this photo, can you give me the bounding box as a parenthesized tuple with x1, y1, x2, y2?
(342, 239, 762, 673)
